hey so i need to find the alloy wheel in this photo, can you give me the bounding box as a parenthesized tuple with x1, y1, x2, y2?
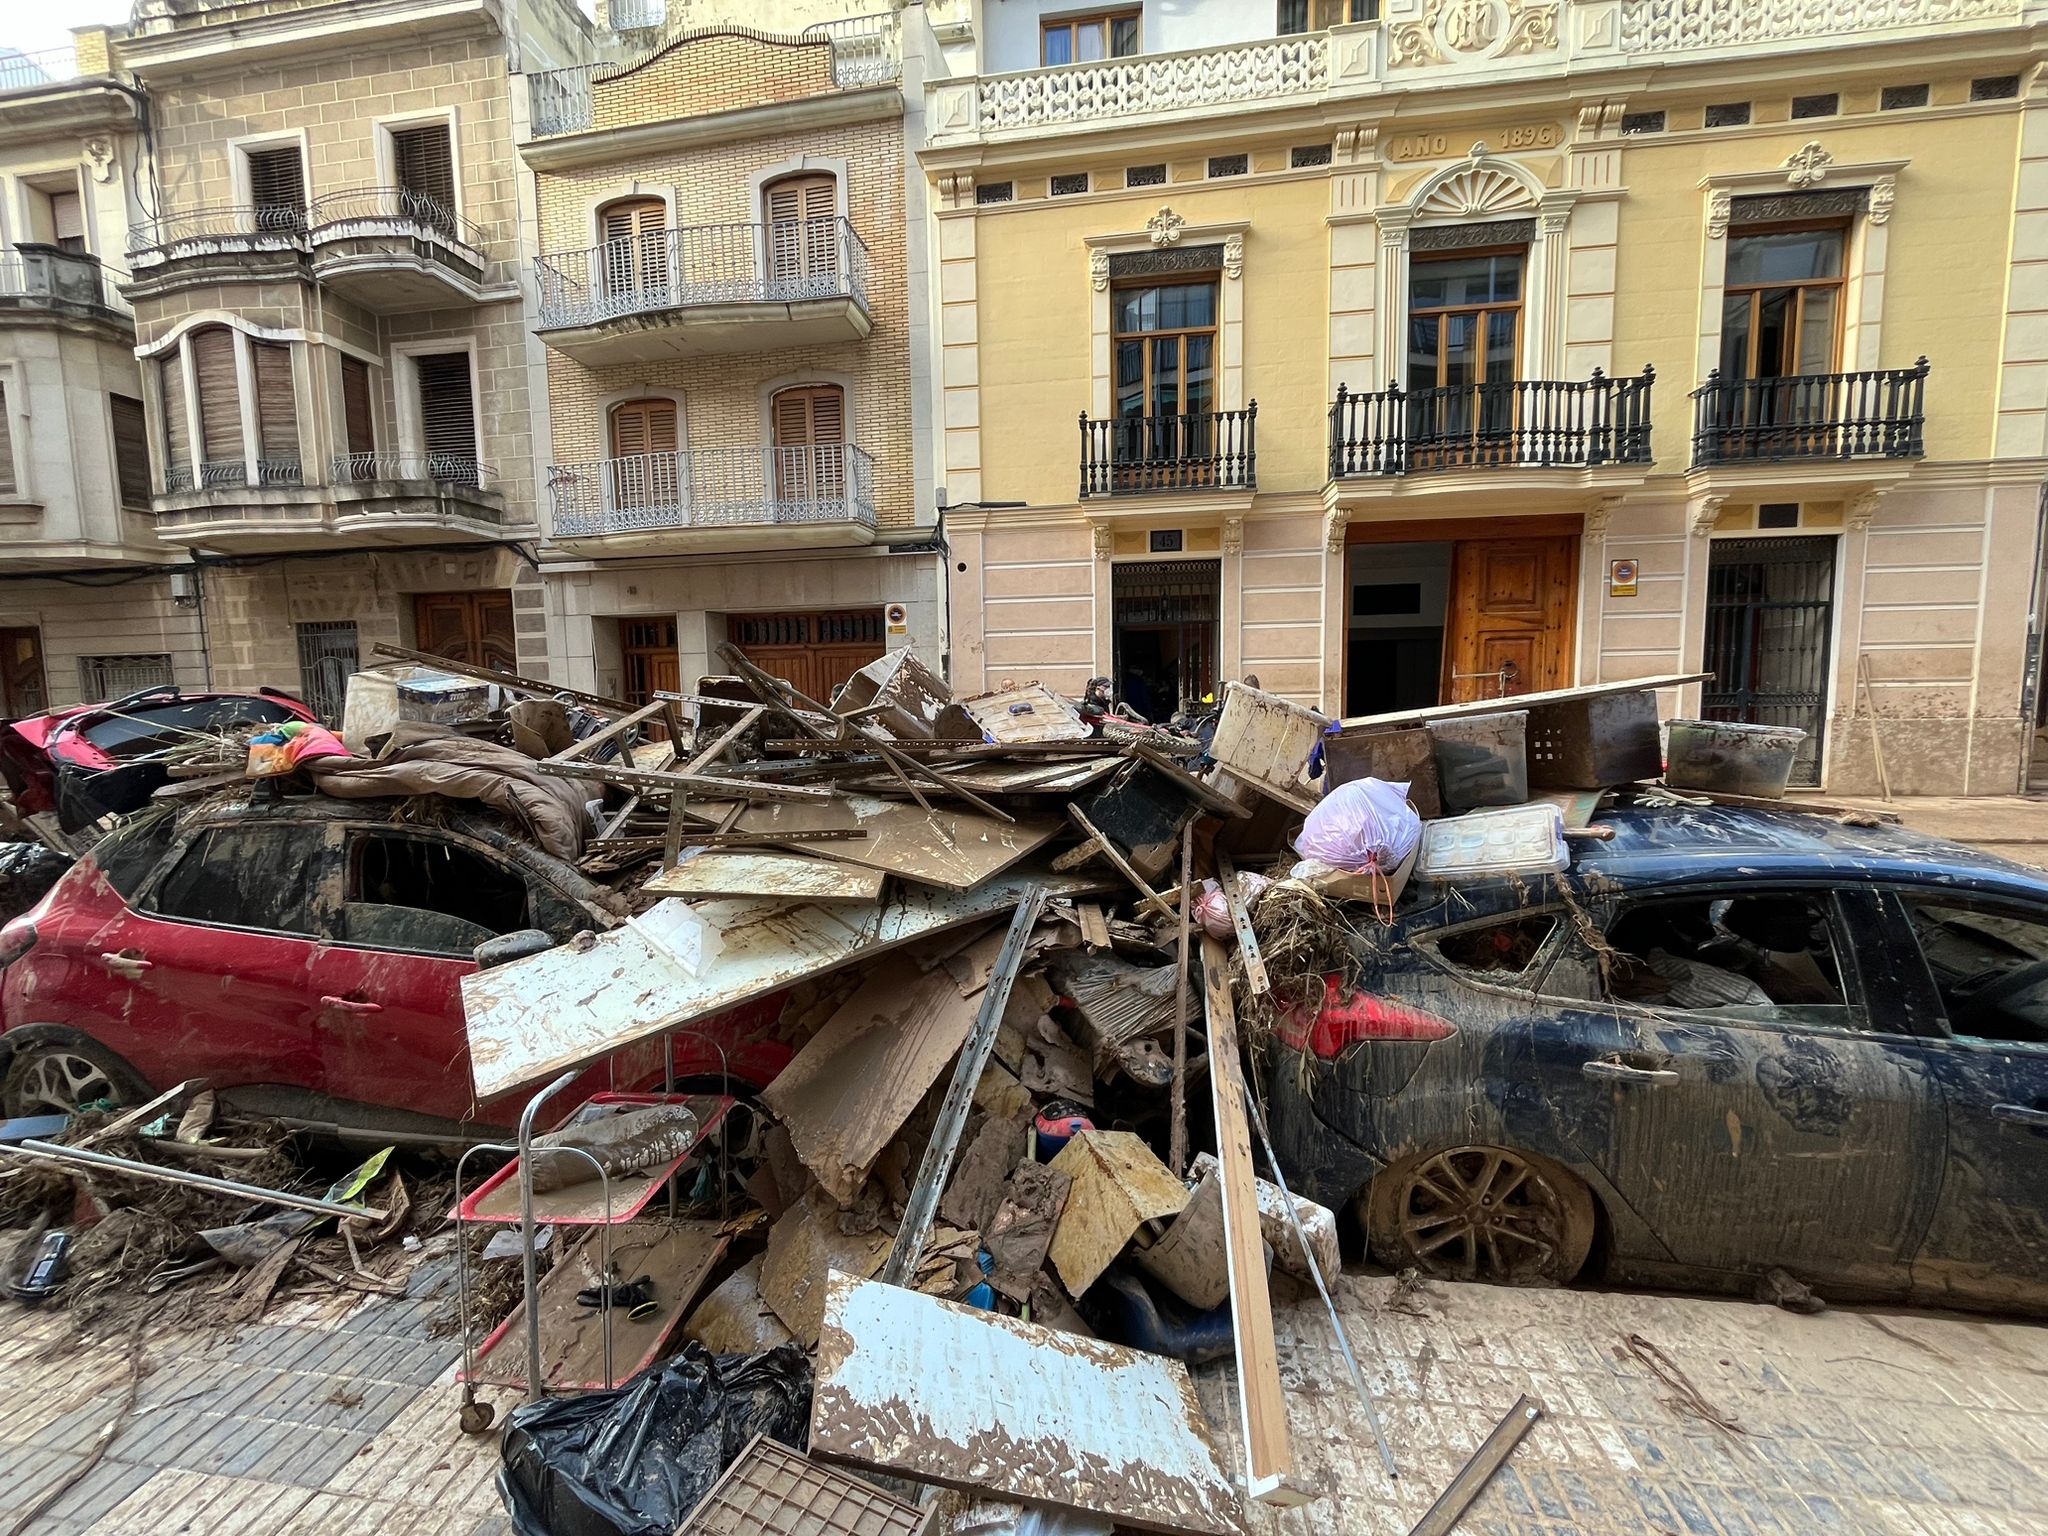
(11, 1050, 117, 1117)
(1388, 1145, 1575, 1284)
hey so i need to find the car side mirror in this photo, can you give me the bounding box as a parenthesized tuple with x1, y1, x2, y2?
(473, 929, 555, 971)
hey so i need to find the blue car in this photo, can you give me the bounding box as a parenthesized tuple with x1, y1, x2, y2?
(1265, 802, 2048, 1313)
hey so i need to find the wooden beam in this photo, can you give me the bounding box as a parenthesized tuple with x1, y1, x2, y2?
(1214, 851, 1271, 998)
(1201, 935, 1308, 1508)
(535, 759, 836, 803)
(1066, 806, 1175, 921)
(1340, 672, 1710, 731)
(1077, 903, 1113, 950)
(74, 1079, 203, 1150)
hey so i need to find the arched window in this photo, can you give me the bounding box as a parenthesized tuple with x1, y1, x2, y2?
(770, 384, 845, 503)
(762, 174, 838, 291)
(608, 397, 679, 512)
(596, 196, 666, 300)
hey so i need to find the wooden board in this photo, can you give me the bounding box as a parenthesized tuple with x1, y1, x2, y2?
(1203, 935, 1307, 1507)
(1340, 671, 1710, 731)
(1045, 1129, 1191, 1297)
(811, 1274, 1240, 1536)
(732, 794, 1060, 891)
(957, 683, 1090, 744)
(760, 1187, 893, 1349)
(759, 966, 979, 1206)
(462, 869, 1104, 1101)
(643, 850, 885, 904)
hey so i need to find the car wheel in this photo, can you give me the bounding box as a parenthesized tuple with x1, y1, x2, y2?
(2, 1040, 144, 1119)
(1364, 1144, 1596, 1287)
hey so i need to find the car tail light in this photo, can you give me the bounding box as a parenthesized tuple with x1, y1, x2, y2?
(0, 918, 38, 970)
(1277, 974, 1455, 1059)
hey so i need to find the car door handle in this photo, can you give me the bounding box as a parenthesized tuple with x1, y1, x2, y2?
(1582, 1060, 1678, 1085)
(1991, 1102, 2048, 1128)
(99, 950, 152, 979)
(319, 995, 382, 1014)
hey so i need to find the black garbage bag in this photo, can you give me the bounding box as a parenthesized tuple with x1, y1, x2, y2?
(497, 1342, 810, 1536)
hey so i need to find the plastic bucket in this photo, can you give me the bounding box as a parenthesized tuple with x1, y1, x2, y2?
(1427, 710, 1529, 812)
(1664, 719, 1806, 798)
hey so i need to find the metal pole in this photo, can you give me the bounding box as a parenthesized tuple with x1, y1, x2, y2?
(6, 1141, 389, 1222)
(518, 1070, 580, 1403)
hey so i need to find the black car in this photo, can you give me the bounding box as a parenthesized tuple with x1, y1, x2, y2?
(1266, 802, 2048, 1314)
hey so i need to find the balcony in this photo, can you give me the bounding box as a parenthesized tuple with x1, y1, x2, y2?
(0, 246, 130, 338)
(533, 218, 871, 363)
(1329, 371, 1655, 478)
(1690, 364, 1928, 468)
(0, 46, 80, 94)
(306, 188, 490, 311)
(1078, 407, 1257, 499)
(546, 442, 876, 553)
(154, 454, 506, 554)
(125, 205, 309, 297)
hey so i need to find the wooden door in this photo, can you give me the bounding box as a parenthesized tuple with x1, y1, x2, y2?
(608, 400, 680, 513)
(413, 590, 516, 672)
(1443, 536, 1576, 704)
(764, 175, 838, 288)
(728, 610, 883, 705)
(599, 197, 666, 299)
(770, 386, 846, 505)
(0, 628, 47, 718)
(620, 617, 680, 706)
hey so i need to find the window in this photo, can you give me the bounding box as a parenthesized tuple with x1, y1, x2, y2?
(1603, 894, 1849, 1020)
(1880, 83, 1929, 111)
(763, 174, 839, 289)
(251, 340, 299, 484)
(1720, 226, 1845, 380)
(390, 121, 456, 222)
(77, 694, 296, 755)
(1408, 251, 1523, 391)
(1114, 279, 1219, 427)
(1973, 74, 2021, 101)
(1278, 0, 1309, 32)
(296, 620, 359, 725)
(157, 355, 189, 489)
(1126, 164, 1166, 188)
(244, 144, 306, 232)
(1290, 144, 1333, 168)
(1705, 102, 1751, 127)
(975, 181, 1015, 205)
(597, 196, 666, 299)
(110, 395, 150, 509)
(1619, 111, 1666, 135)
(49, 189, 84, 254)
(1758, 503, 1799, 530)
(1789, 93, 1838, 120)
(1041, 10, 1139, 65)
(413, 351, 478, 485)
(1208, 155, 1248, 178)
(190, 326, 242, 484)
(151, 822, 325, 936)
(608, 398, 680, 511)
(1434, 914, 1560, 978)
(1050, 173, 1090, 197)
(771, 385, 847, 503)
(0, 382, 14, 496)
(91, 810, 177, 903)
(342, 830, 528, 955)
(341, 356, 375, 458)
(1904, 899, 2048, 1045)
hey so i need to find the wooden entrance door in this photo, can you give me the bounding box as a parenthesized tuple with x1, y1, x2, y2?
(620, 617, 680, 706)
(1443, 536, 1576, 703)
(413, 590, 515, 672)
(728, 609, 883, 704)
(0, 628, 46, 718)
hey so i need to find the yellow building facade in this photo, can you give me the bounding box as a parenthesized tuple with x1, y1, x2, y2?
(922, 0, 2048, 795)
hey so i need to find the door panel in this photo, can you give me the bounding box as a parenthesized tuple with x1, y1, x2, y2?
(413, 590, 515, 672)
(728, 610, 883, 705)
(1445, 536, 1575, 703)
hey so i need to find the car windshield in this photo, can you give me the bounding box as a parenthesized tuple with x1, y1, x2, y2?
(72, 698, 300, 760)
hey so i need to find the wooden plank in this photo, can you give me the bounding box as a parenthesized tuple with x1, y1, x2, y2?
(1214, 850, 1271, 998)
(1067, 804, 1175, 920)
(73, 1080, 202, 1150)
(811, 1274, 1240, 1535)
(1077, 902, 1113, 950)
(957, 683, 1090, 744)
(462, 871, 1098, 1100)
(760, 966, 981, 1206)
(1202, 934, 1306, 1508)
(1169, 820, 1194, 1175)
(642, 850, 885, 904)
(1125, 742, 1253, 818)
(593, 828, 867, 852)
(538, 758, 837, 803)
(879, 888, 1046, 1288)
(1340, 671, 1710, 731)
(733, 794, 1060, 891)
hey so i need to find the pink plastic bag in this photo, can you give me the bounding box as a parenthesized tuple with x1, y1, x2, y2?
(1293, 778, 1421, 875)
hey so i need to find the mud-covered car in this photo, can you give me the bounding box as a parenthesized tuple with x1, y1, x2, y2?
(0, 795, 791, 1142)
(1266, 802, 2048, 1314)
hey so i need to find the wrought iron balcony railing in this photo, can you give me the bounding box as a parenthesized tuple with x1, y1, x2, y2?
(1329, 370, 1655, 477)
(307, 187, 489, 253)
(548, 443, 876, 538)
(1689, 361, 1929, 466)
(163, 457, 306, 493)
(128, 205, 309, 262)
(1079, 406, 1257, 498)
(331, 451, 492, 489)
(534, 218, 869, 329)
(0, 46, 80, 94)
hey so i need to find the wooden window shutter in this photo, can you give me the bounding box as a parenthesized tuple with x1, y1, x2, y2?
(251, 341, 298, 463)
(191, 327, 242, 469)
(771, 385, 846, 501)
(159, 354, 189, 476)
(765, 175, 837, 283)
(341, 357, 375, 455)
(609, 400, 677, 458)
(415, 352, 476, 481)
(246, 146, 305, 228)
(391, 123, 456, 214)
(600, 198, 663, 244)
(0, 384, 14, 496)
(110, 395, 150, 508)
(50, 190, 84, 248)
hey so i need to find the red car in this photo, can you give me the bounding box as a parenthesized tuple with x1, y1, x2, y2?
(0, 794, 791, 1141)
(1, 687, 319, 833)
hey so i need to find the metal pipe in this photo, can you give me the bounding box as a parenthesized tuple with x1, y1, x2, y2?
(4, 1140, 389, 1222)
(518, 1070, 580, 1403)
